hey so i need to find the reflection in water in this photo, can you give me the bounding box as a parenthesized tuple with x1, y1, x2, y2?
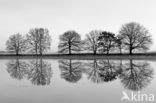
(98, 60, 121, 82)
(27, 58, 52, 86)
(59, 59, 82, 83)
(7, 59, 29, 80)
(119, 59, 154, 91)
(84, 60, 103, 83)
(85, 59, 121, 83)
(7, 58, 52, 85)
(6, 58, 154, 91)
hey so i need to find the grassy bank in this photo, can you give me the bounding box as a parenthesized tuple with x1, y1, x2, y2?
(0, 53, 156, 60)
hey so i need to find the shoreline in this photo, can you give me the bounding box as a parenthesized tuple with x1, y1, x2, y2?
(0, 54, 156, 60)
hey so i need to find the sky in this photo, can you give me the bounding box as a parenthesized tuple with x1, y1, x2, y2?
(0, 0, 156, 53)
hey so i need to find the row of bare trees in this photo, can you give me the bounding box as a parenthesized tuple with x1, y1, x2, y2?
(6, 22, 152, 55)
(6, 28, 51, 55)
(58, 22, 152, 54)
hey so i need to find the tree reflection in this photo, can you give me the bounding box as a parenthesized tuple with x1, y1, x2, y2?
(85, 59, 120, 83)
(98, 60, 120, 82)
(85, 60, 103, 83)
(119, 59, 153, 91)
(27, 58, 52, 86)
(59, 59, 82, 83)
(7, 59, 28, 80)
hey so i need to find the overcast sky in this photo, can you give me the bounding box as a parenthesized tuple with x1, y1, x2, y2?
(0, 0, 156, 52)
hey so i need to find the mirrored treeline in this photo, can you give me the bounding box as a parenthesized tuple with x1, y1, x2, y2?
(5, 59, 154, 91)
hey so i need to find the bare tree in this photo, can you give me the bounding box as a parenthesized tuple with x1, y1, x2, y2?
(58, 30, 81, 54)
(119, 22, 152, 54)
(98, 31, 116, 54)
(26, 28, 51, 55)
(83, 30, 101, 54)
(6, 33, 26, 55)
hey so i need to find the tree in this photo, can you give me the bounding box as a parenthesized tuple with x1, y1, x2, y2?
(98, 31, 116, 54)
(119, 22, 152, 54)
(6, 33, 26, 55)
(58, 30, 81, 54)
(83, 30, 101, 54)
(26, 28, 51, 55)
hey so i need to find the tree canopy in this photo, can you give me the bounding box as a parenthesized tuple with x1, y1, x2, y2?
(6, 33, 26, 55)
(98, 31, 116, 54)
(4, 22, 154, 55)
(83, 30, 101, 54)
(58, 30, 81, 54)
(26, 28, 51, 55)
(119, 22, 152, 54)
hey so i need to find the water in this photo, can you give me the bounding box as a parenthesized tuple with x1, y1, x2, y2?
(0, 58, 155, 103)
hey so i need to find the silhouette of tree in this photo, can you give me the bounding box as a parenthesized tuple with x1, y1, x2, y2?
(119, 60, 153, 91)
(119, 22, 152, 54)
(7, 59, 29, 80)
(58, 31, 81, 54)
(98, 31, 116, 54)
(27, 58, 52, 85)
(59, 59, 82, 83)
(26, 28, 51, 55)
(83, 30, 101, 54)
(6, 33, 27, 55)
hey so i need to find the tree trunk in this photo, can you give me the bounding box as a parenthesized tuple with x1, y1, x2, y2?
(119, 60, 123, 70)
(107, 48, 109, 55)
(130, 59, 133, 72)
(119, 46, 122, 54)
(39, 36, 42, 55)
(16, 50, 19, 55)
(17, 40, 19, 55)
(129, 39, 133, 55)
(40, 58, 43, 73)
(69, 47, 71, 54)
(93, 50, 96, 55)
(69, 41, 71, 55)
(40, 43, 42, 55)
(129, 47, 132, 55)
(94, 59, 97, 69)
(35, 42, 38, 55)
(17, 59, 19, 69)
(69, 59, 72, 73)
(39, 45, 42, 55)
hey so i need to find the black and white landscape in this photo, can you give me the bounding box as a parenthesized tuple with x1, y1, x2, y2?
(0, 0, 156, 103)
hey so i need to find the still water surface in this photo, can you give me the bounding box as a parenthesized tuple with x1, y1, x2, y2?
(0, 58, 155, 103)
